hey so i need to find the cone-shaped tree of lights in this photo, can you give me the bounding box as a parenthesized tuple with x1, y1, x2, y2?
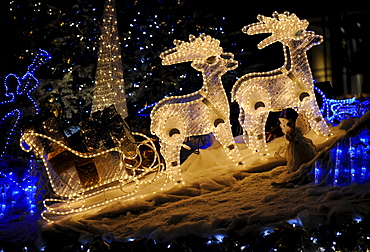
(92, 0, 128, 118)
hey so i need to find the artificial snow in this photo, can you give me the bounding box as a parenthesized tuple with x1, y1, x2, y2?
(40, 113, 370, 244)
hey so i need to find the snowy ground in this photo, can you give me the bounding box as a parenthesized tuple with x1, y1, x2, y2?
(40, 114, 370, 245)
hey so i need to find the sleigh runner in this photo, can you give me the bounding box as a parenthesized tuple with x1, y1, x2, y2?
(20, 105, 168, 221)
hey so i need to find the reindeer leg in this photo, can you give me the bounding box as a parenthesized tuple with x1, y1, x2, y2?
(298, 96, 331, 137)
(238, 106, 249, 146)
(213, 120, 243, 165)
(237, 85, 271, 154)
(159, 139, 183, 183)
(155, 114, 186, 183)
(243, 111, 270, 154)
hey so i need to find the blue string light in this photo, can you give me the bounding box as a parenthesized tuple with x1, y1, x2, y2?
(0, 49, 51, 157)
(136, 102, 158, 115)
(313, 127, 370, 186)
(0, 159, 38, 217)
(0, 49, 50, 217)
(314, 86, 358, 124)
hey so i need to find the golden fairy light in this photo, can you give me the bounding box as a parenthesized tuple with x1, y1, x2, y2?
(20, 131, 170, 222)
(150, 34, 243, 178)
(231, 11, 331, 154)
(91, 0, 128, 118)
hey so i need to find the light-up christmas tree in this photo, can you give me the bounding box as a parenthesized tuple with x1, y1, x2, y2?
(91, 0, 128, 119)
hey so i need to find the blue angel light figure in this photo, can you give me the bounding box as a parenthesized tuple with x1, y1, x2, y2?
(0, 49, 51, 157)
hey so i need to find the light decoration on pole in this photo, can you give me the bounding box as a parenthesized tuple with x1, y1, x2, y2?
(0, 49, 51, 157)
(91, 0, 128, 119)
(150, 34, 243, 179)
(231, 11, 332, 154)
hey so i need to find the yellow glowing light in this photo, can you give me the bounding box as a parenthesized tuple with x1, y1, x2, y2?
(20, 131, 175, 222)
(231, 11, 331, 153)
(150, 34, 243, 176)
(91, 0, 128, 119)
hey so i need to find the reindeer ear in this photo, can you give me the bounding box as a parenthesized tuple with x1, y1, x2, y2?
(160, 48, 177, 61)
(257, 36, 277, 49)
(301, 19, 310, 30)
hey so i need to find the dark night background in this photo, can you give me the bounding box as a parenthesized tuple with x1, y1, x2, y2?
(0, 0, 369, 137)
(0, 2, 370, 251)
(0, 0, 370, 156)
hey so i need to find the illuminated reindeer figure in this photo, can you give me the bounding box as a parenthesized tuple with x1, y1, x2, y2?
(151, 34, 243, 179)
(232, 12, 331, 153)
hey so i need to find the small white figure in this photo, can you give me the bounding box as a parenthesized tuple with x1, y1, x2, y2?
(280, 115, 317, 172)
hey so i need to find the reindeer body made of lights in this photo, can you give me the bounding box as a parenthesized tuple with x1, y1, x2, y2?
(151, 34, 243, 179)
(231, 12, 331, 153)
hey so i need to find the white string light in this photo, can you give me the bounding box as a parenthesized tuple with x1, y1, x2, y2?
(91, 0, 128, 119)
(150, 34, 243, 177)
(232, 11, 332, 154)
(20, 131, 176, 222)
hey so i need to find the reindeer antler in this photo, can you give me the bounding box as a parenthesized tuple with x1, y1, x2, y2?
(160, 33, 223, 65)
(242, 11, 309, 49)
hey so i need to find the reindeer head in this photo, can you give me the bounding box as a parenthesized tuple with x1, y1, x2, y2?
(160, 33, 238, 75)
(243, 11, 322, 50)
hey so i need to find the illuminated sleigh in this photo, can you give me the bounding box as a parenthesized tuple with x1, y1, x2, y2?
(20, 106, 167, 221)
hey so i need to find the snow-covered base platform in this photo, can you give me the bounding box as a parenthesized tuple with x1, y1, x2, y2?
(36, 113, 370, 250)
